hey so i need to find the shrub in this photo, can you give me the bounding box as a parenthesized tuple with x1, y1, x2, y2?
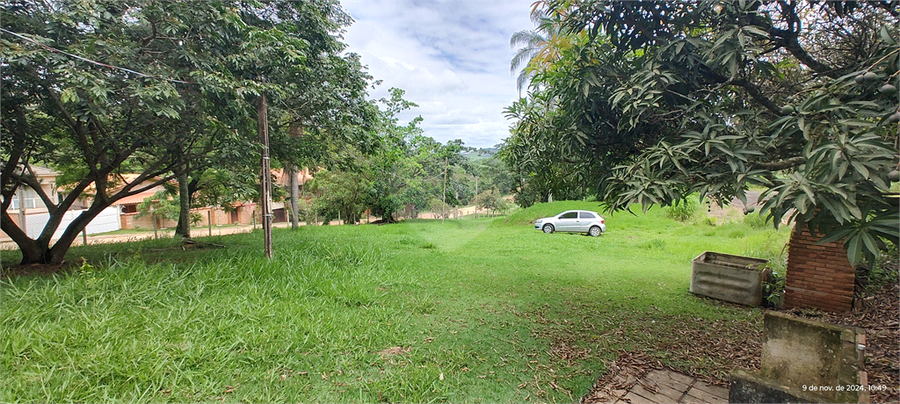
(664, 199, 698, 222)
(746, 236, 788, 308)
(858, 243, 899, 296)
(190, 212, 203, 226)
(762, 269, 786, 308)
(743, 212, 769, 229)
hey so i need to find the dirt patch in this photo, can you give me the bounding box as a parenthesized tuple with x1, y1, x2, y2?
(704, 191, 761, 222)
(376, 346, 410, 357)
(1, 262, 76, 278)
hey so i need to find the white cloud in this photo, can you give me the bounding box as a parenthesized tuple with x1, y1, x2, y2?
(341, 0, 535, 148)
(374, 56, 468, 96)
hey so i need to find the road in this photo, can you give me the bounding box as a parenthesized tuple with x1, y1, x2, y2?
(0, 206, 492, 250)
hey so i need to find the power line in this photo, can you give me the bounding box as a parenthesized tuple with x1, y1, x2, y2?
(0, 28, 195, 85)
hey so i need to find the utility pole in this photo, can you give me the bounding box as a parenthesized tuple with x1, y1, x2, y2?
(258, 94, 273, 259)
(442, 156, 447, 224)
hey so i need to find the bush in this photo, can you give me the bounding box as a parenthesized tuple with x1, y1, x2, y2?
(664, 199, 699, 222)
(190, 212, 203, 226)
(746, 235, 788, 308)
(857, 243, 899, 296)
(701, 216, 718, 226)
(762, 269, 786, 308)
(743, 212, 769, 229)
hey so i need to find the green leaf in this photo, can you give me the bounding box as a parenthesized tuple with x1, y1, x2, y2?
(846, 233, 863, 266)
(60, 88, 79, 104)
(860, 231, 880, 258)
(881, 25, 898, 45)
(743, 25, 770, 38)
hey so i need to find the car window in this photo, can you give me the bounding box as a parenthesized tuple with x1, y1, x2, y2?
(580, 212, 596, 219)
(560, 212, 577, 219)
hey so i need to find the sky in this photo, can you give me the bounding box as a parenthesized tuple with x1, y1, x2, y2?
(340, 0, 537, 149)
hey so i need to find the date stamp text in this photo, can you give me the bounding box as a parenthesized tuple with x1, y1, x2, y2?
(802, 384, 888, 393)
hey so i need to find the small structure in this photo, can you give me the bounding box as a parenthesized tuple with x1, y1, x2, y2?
(113, 187, 172, 230)
(784, 224, 856, 312)
(730, 311, 867, 403)
(690, 252, 770, 306)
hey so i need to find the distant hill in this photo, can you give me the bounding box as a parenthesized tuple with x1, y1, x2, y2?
(462, 148, 499, 162)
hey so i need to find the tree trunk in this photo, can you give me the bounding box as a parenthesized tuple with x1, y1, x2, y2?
(286, 123, 304, 230)
(44, 203, 112, 264)
(174, 162, 191, 239)
(386, 209, 396, 223)
(286, 163, 300, 229)
(1, 210, 43, 264)
(1, 193, 112, 265)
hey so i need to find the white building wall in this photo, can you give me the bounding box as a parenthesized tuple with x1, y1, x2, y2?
(24, 207, 121, 239)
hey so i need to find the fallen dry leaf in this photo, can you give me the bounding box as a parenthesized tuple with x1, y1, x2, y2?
(580, 350, 662, 404)
(578, 268, 898, 404)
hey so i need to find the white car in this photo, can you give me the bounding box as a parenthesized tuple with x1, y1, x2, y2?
(534, 210, 606, 237)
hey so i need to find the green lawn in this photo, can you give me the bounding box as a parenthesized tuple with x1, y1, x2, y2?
(1, 202, 791, 403)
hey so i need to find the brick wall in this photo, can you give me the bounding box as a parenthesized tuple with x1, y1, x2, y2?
(783, 224, 856, 312)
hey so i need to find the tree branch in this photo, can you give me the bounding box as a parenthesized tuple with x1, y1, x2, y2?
(751, 2, 840, 79)
(9, 166, 58, 215)
(701, 67, 783, 113)
(756, 156, 805, 171)
(0, 104, 30, 210)
(41, 83, 97, 169)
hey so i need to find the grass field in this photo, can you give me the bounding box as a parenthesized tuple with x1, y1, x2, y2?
(1, 202, 791, 403)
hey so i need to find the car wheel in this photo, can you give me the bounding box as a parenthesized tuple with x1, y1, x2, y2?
(589, 226, 602, 237)
(542, 224, 555, 234)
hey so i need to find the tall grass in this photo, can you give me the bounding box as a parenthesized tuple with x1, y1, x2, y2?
(2, 202, 791, 403)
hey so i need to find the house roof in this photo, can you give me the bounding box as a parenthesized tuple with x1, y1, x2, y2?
(30, 166, 58, 177)
(113, 189, 160, 206)
(274, 167, 315, 187)
(0, 164, 59, 179)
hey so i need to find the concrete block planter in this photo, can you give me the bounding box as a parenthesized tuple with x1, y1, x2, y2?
(690, 252, 770, 306)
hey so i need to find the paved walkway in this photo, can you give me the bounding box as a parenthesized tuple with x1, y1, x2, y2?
(606, 369, 729, 404)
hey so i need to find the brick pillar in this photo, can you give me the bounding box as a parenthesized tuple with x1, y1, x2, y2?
(783, 224, 856, 312)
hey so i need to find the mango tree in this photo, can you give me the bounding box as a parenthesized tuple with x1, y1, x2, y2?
(504, 0, 899, 265)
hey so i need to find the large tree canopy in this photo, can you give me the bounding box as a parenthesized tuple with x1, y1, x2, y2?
(503, 0, 899, 265)
(1, 0, 373, 264)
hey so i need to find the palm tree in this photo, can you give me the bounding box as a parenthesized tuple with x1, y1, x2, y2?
(509, 3, 581, 94)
